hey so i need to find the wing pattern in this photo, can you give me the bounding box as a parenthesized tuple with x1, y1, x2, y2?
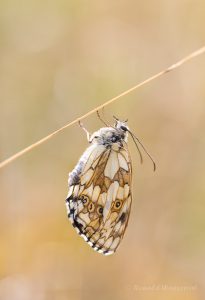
(66, 142, 132, 255)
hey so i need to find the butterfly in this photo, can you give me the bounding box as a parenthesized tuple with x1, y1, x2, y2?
(66, 115, 155, 255)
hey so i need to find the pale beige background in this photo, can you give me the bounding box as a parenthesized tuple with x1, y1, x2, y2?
(0, 1, 205, 300)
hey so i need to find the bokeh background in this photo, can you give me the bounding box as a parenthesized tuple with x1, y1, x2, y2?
(0, 1, 205, 299)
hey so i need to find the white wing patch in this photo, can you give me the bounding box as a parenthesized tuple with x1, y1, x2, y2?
(118, 153, 129, 171)
(104, 151, 119, 179)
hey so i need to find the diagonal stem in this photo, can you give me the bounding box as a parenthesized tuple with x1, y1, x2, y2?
(0, 46, 205, 169)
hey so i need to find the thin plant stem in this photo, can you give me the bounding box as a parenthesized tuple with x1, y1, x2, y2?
(0, 46, 205, 169)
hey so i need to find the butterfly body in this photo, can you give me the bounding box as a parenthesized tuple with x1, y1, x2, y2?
(66, 121, 132, 255)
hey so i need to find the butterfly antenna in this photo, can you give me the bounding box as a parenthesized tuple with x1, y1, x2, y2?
(129, 132, 143, 165)
(128, 130, 156, 171)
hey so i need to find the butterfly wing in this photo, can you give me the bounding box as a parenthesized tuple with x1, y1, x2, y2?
(66, 142, 132, 255)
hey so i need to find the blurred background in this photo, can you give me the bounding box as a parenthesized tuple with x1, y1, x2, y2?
(0, 1, 205, 299)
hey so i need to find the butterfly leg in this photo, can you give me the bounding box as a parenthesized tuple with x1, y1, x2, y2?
(78, 121, 91, 141)
(96, 109, 110, 127)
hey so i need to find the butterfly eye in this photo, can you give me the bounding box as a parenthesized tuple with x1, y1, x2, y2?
(81, 195, 89, 205)
(88, 202, 95, 212)
(97, 206, 103, 215)
(114, 200, 122, 210)
(120, 125, 127, 131)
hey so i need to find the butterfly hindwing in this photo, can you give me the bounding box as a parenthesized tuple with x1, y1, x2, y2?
(66, 138, 132, 255)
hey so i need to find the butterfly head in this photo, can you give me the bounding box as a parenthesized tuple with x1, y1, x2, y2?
(104, 117, 129, 145)
(113, 116, 129, 136)
(114, 120, 129, 132)
(90, 118, 129, 146)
